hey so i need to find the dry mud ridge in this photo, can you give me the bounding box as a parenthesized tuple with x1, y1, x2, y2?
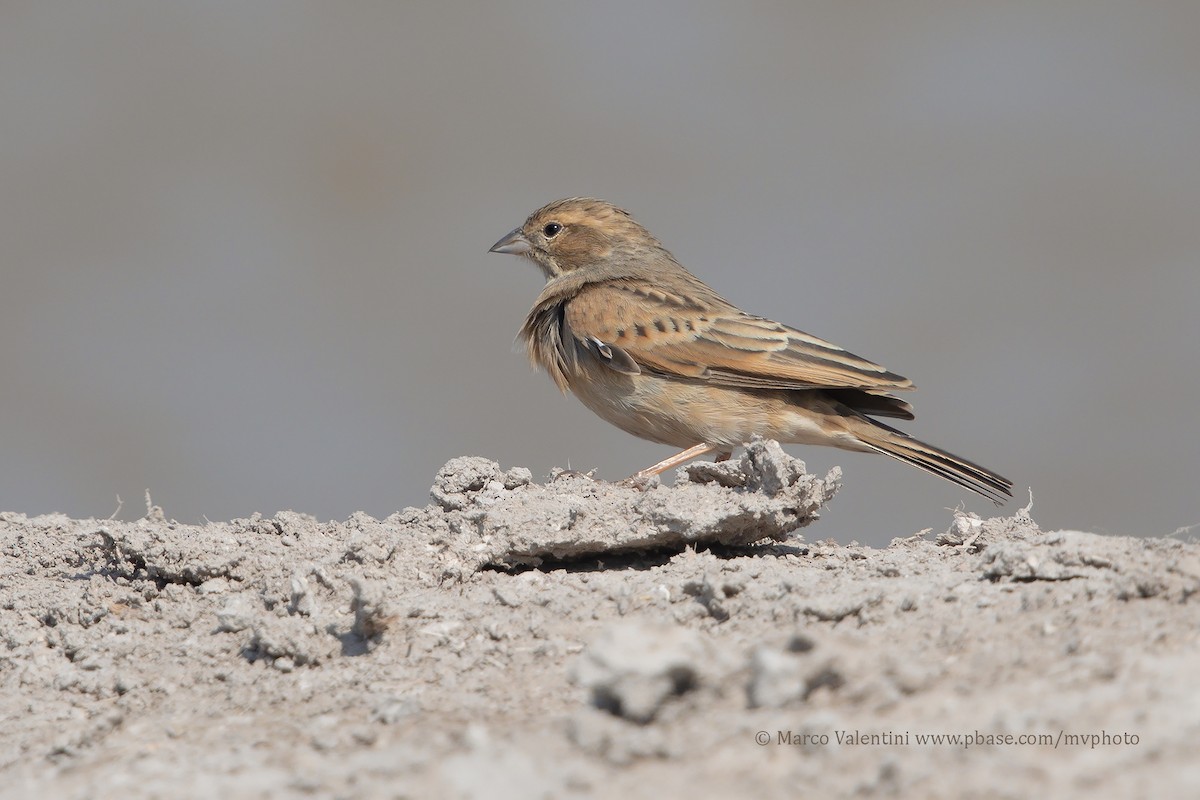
(2, 440, 1198, 799)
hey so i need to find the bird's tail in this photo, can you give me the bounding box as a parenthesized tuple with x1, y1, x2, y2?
(853, 418, 1013, 505)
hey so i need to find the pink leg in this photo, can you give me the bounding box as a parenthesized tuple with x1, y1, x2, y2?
(626, 443, 721, 482)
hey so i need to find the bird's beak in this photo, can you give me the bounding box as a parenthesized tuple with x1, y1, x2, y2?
(488, 227, 531, 255)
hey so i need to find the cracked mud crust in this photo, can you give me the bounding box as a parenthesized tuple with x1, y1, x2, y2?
(1, 445, 1197, 798)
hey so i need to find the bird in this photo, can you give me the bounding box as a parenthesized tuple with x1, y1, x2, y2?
(488, 197, 1012, 504)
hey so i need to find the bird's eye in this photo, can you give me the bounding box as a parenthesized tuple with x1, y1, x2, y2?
(543, 222, 562, 238)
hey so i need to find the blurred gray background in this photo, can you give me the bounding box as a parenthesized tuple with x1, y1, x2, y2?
(3, 2, 1197, 546)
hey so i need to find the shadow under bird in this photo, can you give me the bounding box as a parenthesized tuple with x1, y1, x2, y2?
(489, 197, 1012, 504)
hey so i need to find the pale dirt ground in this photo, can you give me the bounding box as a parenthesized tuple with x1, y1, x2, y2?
(2, 444, 1198, 799)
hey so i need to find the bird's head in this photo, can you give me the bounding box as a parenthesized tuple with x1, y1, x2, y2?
(488, 197, 664, 280)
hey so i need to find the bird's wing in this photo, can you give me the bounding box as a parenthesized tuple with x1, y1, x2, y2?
(563, 279, 914, 393)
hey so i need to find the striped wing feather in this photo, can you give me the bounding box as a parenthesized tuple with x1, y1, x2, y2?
(563, 281, 914, 394)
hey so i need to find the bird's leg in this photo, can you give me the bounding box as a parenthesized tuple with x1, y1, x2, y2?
(624, 443, 721, 484)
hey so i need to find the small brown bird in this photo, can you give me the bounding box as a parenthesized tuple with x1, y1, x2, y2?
(489, 198, 1012, 503)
